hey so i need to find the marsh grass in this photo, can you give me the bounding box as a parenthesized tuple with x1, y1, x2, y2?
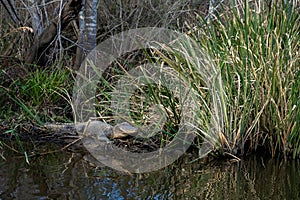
(0, 67, 73, 124)
(165, 0, 299, 158)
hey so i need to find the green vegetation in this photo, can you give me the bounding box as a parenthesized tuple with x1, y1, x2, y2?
(0, 66, 73, 149)
(0, 1, 299, 159)
(158, 1, 299, 158)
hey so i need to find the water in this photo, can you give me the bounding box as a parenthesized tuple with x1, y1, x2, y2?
(0, 143, 299, 199)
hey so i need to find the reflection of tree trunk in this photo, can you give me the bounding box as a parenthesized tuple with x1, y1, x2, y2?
(24, 0, 82, 65)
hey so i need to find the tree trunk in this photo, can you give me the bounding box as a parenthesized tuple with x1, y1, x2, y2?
(24, 0, 82, 65)
(0, 0, 22, 25)
(84, 0, 98, 52)
(74, 0, 86, 70)
(74, 0, 98, 69)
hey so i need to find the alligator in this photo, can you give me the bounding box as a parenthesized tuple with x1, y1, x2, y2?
(44, 121, 139, 142)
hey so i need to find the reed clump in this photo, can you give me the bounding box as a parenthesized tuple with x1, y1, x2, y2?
(160, 1, 299, 158)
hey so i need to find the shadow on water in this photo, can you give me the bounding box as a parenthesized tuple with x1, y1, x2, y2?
(0, 143, 299, 200)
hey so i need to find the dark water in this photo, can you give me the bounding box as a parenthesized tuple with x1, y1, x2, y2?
(0, 143, 299, 200)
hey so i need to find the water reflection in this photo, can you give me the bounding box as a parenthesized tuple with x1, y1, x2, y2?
(0, 144, 299, 199)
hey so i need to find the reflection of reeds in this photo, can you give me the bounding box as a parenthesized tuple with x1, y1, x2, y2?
(158, 1, 299, 158)
(131, 156, 300, 199)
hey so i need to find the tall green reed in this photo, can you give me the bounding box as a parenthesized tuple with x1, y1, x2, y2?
(200, 1, 298, 157)
(159, 0, 299, 158)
